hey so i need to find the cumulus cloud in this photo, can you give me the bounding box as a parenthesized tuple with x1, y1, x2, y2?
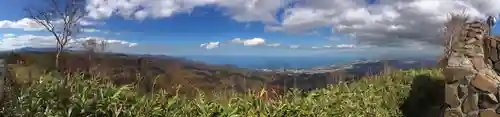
(267, 43, 280, 47)
(3, 33, 15, 38)
(200, 36, 359, 50)
(289, 45, 300, 49)
(274, 0, 500, 47)
(0, 34, 137, 52)
(85, 0, 286, 23)
(200, 41, 220, 49)
(82, 28, 101, 33)
(336, 44, 356, 48)
(0, 18, 104, 31)
(0, 18, 45, 31)
(74, 37, 138, 48)
(83, 0, 500, 48)
(231, 38, 266, 46)
(304, 44, 356, 49)
(201, 38, 283, 49)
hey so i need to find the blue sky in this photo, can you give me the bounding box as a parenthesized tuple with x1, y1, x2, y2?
(1, 0, 500, 58)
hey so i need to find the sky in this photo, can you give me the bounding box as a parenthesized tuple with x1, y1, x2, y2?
(0, 0, 500, 58)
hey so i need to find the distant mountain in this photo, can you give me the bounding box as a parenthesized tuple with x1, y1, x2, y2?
(339, 59, 437, 77)
(13, 47, 58, 52)
(268, 58, 438, 92)
(0, 47, 80, 53)
(181, 55, 361, 69)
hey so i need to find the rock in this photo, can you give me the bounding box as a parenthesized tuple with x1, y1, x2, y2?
(486, 70, 500, 80)
(477, 34, 484, 40)
(471, 57, 487, 70)
(446, 83, 461, 108)
(459, 84, 468, 98)
(445, 108, 465, 117)
(466, 28, 483, 34)
(454, 41, 466, 49)
(475, 46, 484, 54)
(468, 31, 479, 38)
(469, 23, 483, 28)
(479, 93, 499, 109)
(463, 93, 479, 113)
(490, 48, 499, 61)
(486, 93, 499, 104)
(491, 39, 497, 48)
(480, 109, 500, 117)
(444, 20, 500, 117)
(495, 62, 500, 72)
(471, 73, 499, 93)
(448, 57, 466, 67)
(444, 68, 475, 83)
(465, 45, 474, 49)
(467, 38, 478, 44)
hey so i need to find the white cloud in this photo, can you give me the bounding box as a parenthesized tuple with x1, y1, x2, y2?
(231, 38, 266, 46)
(82, 28, 101, 33)
(200, 41, 220, 49)
(336, 44, 356, 48)
(0, 34, 137, 52)
(0, 18, 45, 31)
(289, 45, 300, 49)
(83, 0, 500, 48)
(273, 0, 500, 47)
(75, 37, 138, 48)
(264, 25, 284, 32)
(267, 43, 280, 47)
(0, 18, 104, 31)
(85, 0, 286, 24)
(79, 19, 105, 26)
(3, 33, 15, 38)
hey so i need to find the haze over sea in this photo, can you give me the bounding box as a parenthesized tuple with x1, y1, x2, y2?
(181, 55, 362, 69)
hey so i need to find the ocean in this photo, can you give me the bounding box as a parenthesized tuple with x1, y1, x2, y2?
(180, 55, 361, 69)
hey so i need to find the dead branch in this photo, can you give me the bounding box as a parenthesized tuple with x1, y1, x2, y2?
(24, 0, 87, 69)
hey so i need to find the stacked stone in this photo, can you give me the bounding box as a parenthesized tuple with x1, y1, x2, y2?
(484, 36, 500, 74)
(444, 21, 500, 117)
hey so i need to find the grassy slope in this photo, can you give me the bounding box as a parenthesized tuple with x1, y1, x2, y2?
(3, 51, 277, 95)
(0, 68, 445, 117)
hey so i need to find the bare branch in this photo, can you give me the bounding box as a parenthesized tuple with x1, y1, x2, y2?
(24, 0, 87, 69)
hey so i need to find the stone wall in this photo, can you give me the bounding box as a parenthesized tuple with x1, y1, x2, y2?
(443, 17, 500, 117)
(485, 36, 500, 74)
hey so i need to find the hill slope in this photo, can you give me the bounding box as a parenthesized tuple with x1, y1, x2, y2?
(1, 68, 445, 117)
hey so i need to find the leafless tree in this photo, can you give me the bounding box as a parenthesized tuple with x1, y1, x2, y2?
(24, 0, 87, 69)
(81, 38, 108, 77)
(82, 39, 108, 54)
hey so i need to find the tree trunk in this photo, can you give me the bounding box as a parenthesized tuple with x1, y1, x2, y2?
(55, 50, 61, 70)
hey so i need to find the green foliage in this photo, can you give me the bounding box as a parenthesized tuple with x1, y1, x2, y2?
(0, 69, 443, 117)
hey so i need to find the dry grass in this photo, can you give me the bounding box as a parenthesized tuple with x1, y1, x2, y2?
(0, 68, 444, 117)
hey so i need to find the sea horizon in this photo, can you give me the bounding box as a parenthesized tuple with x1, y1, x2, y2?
(179, 55, 364, 69)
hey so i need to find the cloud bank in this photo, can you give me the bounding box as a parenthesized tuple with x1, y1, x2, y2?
(85, 0, 500, 48)
(199, 37, 358, 50)
(0, 34, 137, 52)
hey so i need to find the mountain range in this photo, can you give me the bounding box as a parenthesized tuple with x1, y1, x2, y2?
(0, 47, 440, 93)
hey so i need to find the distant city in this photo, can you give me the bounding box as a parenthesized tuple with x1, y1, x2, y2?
(255, 59, 395, 74)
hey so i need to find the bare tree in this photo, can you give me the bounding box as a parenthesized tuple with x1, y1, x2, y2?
(24, 0, 87, 69)
(82, 39, 108, 54)
(81, 38, 108, 76)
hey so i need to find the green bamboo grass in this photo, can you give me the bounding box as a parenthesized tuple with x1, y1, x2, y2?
(0, 68, 443, 117)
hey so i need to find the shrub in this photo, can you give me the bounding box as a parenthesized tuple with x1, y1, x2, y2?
(0, 69, 444, 117)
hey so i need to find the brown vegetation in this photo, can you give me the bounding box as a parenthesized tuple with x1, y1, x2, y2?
(2, 51, 279, 96)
